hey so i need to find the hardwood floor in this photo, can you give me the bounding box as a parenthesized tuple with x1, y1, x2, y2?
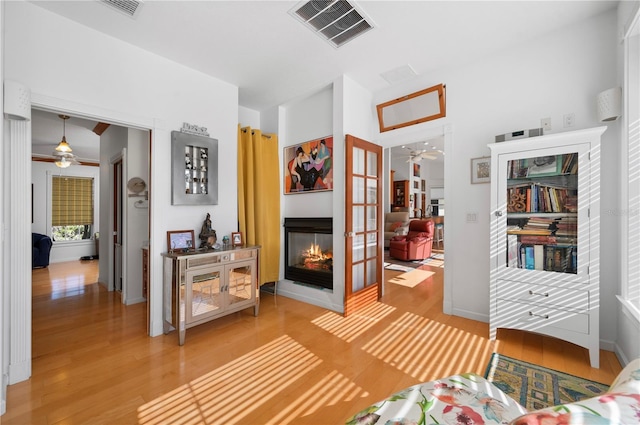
(5, 259, 621, 424)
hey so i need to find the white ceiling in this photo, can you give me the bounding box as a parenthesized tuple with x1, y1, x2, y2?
(31, 109, 102, 161)
(30, 0, 617, 112)
(27, 0, 618, 161)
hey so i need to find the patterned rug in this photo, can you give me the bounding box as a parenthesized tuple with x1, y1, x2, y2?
(484, 353, 610, 411)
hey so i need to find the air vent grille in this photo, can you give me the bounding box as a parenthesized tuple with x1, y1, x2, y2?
(100, 0, 144, 18)
(291, 0, 374, 48)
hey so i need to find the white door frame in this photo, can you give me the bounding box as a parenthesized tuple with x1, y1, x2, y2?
(4, 91, 159, 387)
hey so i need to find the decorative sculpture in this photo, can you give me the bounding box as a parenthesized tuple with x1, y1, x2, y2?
(199, 213, 217, 249)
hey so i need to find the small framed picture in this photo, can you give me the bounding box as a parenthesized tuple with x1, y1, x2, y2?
(167, 230, 195, 252)
(231, 232, 243, 247)
(471, 156, 491, 184)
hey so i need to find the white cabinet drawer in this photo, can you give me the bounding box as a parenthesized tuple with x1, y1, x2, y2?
(496, 279, 589, 312)
(495, 299, 589, 334)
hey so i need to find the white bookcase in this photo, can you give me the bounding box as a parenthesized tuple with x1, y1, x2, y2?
(488, 126, 605, 368)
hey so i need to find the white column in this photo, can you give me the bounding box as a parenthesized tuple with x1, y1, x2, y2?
(8, 120, 31, 384)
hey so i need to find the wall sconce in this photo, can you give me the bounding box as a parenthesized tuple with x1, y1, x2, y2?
(597, 87, 622, 122)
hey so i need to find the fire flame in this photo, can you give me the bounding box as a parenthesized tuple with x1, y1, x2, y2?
(303, 243, 332, 269)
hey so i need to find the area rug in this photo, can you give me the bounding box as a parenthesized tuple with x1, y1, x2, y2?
(484, 353, 610, 411)
(384, 263, 414, 272)
(416, 253, 444, 268)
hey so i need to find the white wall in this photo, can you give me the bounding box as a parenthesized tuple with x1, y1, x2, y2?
(31, 161, 100, 263)
(4, 1, 239, 340)
(239, 106, 260, 129)
(279, 85, 336, 309)
(124, 128, 150, 305)
(373, 9, 620, 340)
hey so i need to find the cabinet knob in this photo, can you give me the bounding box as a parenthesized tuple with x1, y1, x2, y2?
(494, 211, 503, 217)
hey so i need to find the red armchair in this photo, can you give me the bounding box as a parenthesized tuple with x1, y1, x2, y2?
(389, 220, 434, 261)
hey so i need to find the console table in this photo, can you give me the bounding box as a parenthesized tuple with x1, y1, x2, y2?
(162, 245, 260, 345)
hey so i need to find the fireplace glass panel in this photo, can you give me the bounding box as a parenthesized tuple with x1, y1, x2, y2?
(287, 232, 333, 275)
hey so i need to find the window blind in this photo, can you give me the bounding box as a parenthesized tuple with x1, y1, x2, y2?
(52, 176, 94, 226)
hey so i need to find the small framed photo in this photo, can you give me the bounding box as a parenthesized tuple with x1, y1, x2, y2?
(471, 156, 491, 184)
(231, 232, 243, 247)
(167, 230, 195, 252)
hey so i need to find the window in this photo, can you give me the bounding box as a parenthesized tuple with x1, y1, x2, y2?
(51, 176, 94, 241)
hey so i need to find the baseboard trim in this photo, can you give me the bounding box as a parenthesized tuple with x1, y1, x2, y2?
(451, 307, 488, 323)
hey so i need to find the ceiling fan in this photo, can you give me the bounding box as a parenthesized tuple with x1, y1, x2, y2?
(402, 146, 439, 162)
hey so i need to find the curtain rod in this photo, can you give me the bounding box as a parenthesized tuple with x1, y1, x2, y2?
(241, 127, 272, 138)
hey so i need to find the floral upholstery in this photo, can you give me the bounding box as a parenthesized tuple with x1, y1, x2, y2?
(346, 373, 527, 425)
(346, 359, 640, 425)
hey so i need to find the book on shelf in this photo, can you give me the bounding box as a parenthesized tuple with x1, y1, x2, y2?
(525, 246, 535, 270)
(519, 235, 557, 244)
(507, 234, 519, 268)
(534, 245, 544, 270)
(508, 228, 554, 235)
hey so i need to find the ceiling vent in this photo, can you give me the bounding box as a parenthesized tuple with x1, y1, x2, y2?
(100, 0, 144, 18)
(290, 1, 374, 48)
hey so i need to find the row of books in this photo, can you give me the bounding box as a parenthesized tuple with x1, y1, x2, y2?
(506, 235, 577, 273)
(507, 183, 577, 213)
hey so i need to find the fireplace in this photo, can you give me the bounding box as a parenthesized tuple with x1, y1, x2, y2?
(284, 217, 333, 290)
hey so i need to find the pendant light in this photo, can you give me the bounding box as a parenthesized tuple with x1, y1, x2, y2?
(53, 115, 78, 168)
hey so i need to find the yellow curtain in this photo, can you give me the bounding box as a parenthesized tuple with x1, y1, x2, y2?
(238, 125, 280, 285)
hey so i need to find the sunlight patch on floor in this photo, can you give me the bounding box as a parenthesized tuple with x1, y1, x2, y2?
(268, 370, 368, 424)
(137, 335, 322, 425)
(311, 302, 396, 343)
(388, 269, 435, 287)
(361, 312, 494, 381)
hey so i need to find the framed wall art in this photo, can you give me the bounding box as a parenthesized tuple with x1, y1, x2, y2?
(413, 163, 420, 177)
(284, 136, 333, 194)
(171, 130, 218, 205)
(231, 232, 243, 247)
(167, 230, 195, 252)
(471, 156, 491, 184)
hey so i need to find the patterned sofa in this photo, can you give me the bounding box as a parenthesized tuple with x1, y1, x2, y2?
(346, 357, 640, 425)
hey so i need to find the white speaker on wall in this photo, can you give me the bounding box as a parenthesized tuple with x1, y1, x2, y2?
(596, 87, 621, 122)
(3, 80, 31, 121)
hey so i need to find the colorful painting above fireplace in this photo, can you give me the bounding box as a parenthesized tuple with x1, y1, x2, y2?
(284, 136, 333, 194)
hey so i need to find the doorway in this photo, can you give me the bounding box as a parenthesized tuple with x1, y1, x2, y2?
(381, 124, 453, 315)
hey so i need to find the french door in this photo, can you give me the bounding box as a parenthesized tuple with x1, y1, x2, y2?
(344, 135, 383, 316)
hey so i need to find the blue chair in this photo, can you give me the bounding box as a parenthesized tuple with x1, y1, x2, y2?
(32, 233, 53, 268)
